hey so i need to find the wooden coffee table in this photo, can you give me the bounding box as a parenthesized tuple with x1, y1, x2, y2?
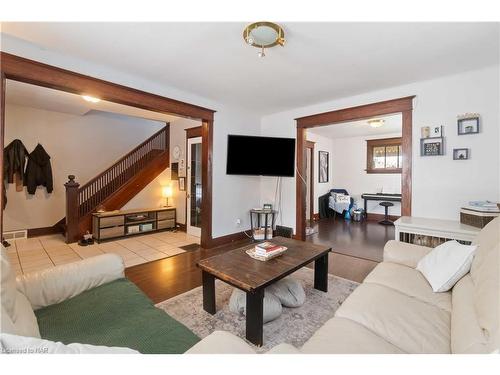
(197, 237, 331, 346)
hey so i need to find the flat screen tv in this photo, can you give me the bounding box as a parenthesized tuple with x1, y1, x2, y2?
(226, 135, 295, 177)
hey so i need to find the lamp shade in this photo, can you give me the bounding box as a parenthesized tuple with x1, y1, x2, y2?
(162, 185, 173, 198)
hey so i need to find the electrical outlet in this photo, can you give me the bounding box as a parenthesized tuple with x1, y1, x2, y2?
(236, 218, 241, 227)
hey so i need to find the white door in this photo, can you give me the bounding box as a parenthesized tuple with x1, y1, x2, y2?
(187, 137, 202, 237)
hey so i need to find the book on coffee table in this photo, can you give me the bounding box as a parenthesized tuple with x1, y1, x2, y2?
(255, 241, 284, 256)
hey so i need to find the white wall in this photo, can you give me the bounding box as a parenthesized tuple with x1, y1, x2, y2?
(4, 103, 164, 231)
(2, 34, 262, 238)
(330, 132, 402, 215)
(260, 66, 500, 232)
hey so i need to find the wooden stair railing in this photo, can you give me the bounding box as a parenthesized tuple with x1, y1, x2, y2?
(64, 125, 169, 242)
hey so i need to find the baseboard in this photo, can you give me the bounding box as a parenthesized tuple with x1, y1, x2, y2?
(207, 231, 249, 248)
(366, 213, 400, 222)
(27, 225, 64, 238)
(176, 222, 186, 232)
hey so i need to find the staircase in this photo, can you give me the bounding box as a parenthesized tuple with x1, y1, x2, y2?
(63, 125, 170, 242)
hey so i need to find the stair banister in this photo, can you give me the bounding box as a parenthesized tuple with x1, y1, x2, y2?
(64, 175, 80, 243)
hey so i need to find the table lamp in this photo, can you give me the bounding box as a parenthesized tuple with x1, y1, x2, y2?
(162, 185, 173, 207)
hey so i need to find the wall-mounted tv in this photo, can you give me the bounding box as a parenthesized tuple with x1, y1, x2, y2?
(226, 135, 295, 177)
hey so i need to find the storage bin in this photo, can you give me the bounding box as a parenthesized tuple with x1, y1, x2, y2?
(158, 219, 175, 230)
(99, 215, 124, 228)
(100, 226, 124, 239)
(460, 208, 498, 229)
(158, 210, 176, 221)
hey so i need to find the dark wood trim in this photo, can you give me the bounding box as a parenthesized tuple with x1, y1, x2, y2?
(296, 127, 307, 240)
(0, 52, 214, 120)
(0, 52, 216, 248)
(366, 213, 400, 222)
(185, 126, 202, 139)
(296, 96, 414, 240)
(208, 230, 248, 248)
(305, 141, 315, 222)
(366, 137, 402, 174)
(0, 72, 4, 236)
(27, 225, 64, 238)
(296, 96, 415, 128)
(200, 119, 213, 248)
(401, 110, 412, 216)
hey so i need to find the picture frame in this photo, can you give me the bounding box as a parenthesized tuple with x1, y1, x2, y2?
(420, 126, 430, 138)
(420, 137, 444, 156)
(431, 125, 443, 138)
(453, 148, 469, 160)
(263, 203, 273, 211)
(458, 117, 479, 135)
(178, 177, 186, 191)
(171, 162, 179, 180)
(318, 151, 329, 183)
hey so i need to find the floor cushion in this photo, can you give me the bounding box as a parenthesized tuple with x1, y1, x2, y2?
(266, 277, 306, 307)
(229, 288, 282, 323)
(35, 278, 200, 354)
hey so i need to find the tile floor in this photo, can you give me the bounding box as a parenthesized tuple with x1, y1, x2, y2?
(5, 231, 201, 276)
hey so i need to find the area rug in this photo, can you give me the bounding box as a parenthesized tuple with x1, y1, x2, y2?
(155, 268, 358, 352)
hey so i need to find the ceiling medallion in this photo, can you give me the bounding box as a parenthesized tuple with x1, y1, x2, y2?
(243, 21, 285, 58)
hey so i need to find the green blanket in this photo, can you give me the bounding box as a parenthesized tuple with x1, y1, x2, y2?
(35, 278, 200, 354)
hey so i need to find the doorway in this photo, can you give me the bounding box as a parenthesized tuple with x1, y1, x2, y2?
(187, 136, 202, 237)
(0, 52, 217, 248)
(295, 96, 415, 241)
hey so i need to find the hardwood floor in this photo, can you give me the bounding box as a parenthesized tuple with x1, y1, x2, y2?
(126, 222, 383, 303)
(306, 218, 394, 262)
(125, 239, 252, 303)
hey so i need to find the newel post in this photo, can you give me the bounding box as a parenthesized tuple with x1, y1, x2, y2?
(65, 175, 80, 244)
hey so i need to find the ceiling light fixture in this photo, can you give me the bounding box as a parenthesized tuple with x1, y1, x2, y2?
(368, 119, 385, 128)
(82, 95, 101, 103)
(243, 21, 285, 57)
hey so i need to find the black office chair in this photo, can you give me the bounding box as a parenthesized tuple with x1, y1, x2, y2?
(379, 201, 394, 225)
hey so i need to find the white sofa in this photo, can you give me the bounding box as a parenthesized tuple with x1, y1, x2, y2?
(188, 217, 500, 354)
(1, 250, 137, 353)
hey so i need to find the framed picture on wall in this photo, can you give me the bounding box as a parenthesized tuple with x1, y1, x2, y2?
(318, 151, 329, 183)
(171, 162, 179, 180)
(178, 177, 186, 191)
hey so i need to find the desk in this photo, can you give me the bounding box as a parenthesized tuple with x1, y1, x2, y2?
(361, 193, 402, 212)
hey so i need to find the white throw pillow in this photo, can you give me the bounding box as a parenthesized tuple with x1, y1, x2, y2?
(416, 240, 477, 292)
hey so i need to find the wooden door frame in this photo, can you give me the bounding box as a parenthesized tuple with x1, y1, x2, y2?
(305, 140, 315, 222)
(295, 96, 415, 240)
(0, 52, 217, 248)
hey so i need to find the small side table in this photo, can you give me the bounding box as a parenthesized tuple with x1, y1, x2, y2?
(249, 209, 277, 241)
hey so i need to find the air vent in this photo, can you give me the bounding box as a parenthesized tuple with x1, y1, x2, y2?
(3, 230, 28, 241)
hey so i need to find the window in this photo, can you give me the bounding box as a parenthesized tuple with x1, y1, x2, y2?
(366, 137, 402, 174)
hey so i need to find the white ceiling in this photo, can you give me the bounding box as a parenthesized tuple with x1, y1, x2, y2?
(1, 22, 498, 115)
(6, 79, 181, 123)
(307, 113, 402, 139)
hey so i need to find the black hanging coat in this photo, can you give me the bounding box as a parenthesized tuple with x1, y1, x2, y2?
(4, 139, 29, 184)
(24, 144, 53, 195)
